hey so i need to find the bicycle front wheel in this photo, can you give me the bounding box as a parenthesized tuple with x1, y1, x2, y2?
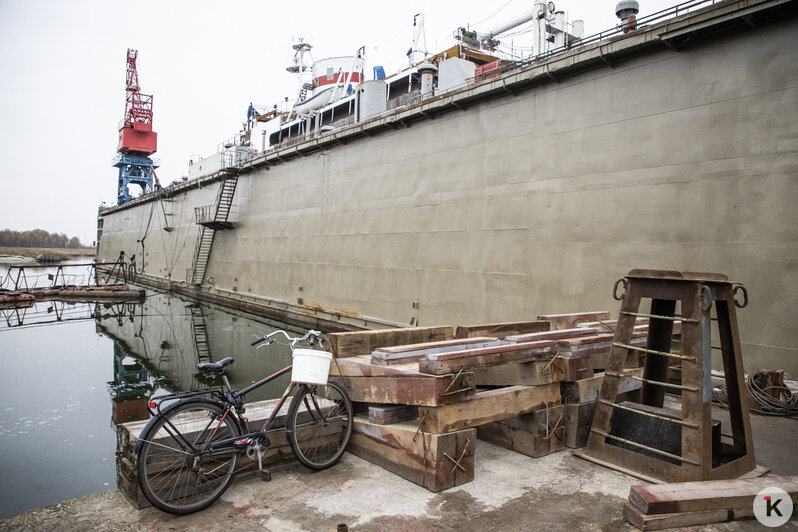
(286, 380, 353, 470)
(137, 400, 240, 514)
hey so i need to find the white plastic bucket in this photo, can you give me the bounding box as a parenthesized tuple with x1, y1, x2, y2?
(291, 349, 333, 385)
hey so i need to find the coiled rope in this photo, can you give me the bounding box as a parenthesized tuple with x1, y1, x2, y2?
(713, 371, 798, 418)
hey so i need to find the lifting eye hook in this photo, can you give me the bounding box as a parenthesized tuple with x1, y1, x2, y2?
(612, 278, 628, 301)
(732, 283, 748, 309)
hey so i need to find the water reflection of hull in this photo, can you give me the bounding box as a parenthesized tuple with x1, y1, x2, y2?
(96, 291, 297, 403)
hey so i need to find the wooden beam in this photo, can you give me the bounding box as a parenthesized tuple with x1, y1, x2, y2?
(537, 311, 611, 330)
(560, 369, 643, 403)
(477, 419, 565, 458)
(558, 333, 648, 372)
(331, 373, 475, 406)
(505, 327, 597, 343)
(349, 417, 475, 492)
(623, 502, 754, 530)
(368, 404, 418, 425)
(564, 401, 596, 448)
(561, 354, 594, 382)
(372, 337, 500, 365)
(418, 340, 557, 375)
(374, 337, 498, 355)
(327, 326, 455, 357)
(497, 404, 565, 434)
(474, 357, 564, 386)
(418, 383, 561, 434)
(558, 331, 647, 356)
(330, 356, 420, 377)
(629, 475, 798, 515)
(455, 320, 550, 339)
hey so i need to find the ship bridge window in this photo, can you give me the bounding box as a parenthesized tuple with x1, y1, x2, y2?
(387, 74, 421, 110)
(270, 119, 306, 146)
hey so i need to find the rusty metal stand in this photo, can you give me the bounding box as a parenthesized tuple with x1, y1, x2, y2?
(580, 269, 756, 483)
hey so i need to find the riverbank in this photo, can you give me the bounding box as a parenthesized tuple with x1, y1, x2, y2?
(3, 412, 796, 531)
(0, 246, 95, 263)
(0, 246, 96, 262)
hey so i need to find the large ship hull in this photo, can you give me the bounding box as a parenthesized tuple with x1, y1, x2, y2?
(98, 0, 798, 375)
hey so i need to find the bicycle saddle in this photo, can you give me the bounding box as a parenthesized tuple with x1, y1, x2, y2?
(197, 357, 234, 373)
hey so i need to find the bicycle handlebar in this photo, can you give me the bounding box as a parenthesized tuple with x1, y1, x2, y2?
(250, 329, 327, 350)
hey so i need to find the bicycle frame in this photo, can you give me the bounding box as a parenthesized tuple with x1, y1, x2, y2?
(142, 364, 301, 459)
(139, 329, 333, 459)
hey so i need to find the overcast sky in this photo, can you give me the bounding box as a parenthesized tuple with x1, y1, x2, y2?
(0, 0, 678, 245)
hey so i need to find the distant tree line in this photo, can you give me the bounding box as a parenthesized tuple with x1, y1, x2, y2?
(0, 228, 85, 248)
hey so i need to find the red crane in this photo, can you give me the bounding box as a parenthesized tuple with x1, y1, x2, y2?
(118, 48, 157, 156)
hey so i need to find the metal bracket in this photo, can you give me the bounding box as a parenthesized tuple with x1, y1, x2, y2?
(444, 437, 471, 475)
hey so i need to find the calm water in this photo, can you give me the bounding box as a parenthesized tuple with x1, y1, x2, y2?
(0, 261, 302, 518)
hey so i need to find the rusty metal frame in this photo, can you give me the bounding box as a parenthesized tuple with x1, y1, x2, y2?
(583, 270, 756, 483)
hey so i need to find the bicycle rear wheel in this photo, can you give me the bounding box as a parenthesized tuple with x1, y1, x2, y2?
(286, 380, 353, 470)
(137, 400, 240, 514)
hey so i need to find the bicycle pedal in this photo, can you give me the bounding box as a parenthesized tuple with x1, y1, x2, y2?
(259, 470, 271, 482)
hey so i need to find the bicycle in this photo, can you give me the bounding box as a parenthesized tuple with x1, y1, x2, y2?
(133, 329, 353, 514)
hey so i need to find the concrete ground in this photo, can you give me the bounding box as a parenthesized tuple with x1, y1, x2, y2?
(2, 411, 796, 532)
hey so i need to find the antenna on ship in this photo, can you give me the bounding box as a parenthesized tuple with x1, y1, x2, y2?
(407, 13, 427, 66)
(114, 48, 158, 205)
(287, 37, 314, 104)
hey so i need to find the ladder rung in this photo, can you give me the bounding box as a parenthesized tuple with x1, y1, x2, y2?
(598, 400, 699, 429)
(628, 375, 700, 393)
(613, 342, 697, 362)
(621, 311, 699, 324)
(590, 428, 701, 466)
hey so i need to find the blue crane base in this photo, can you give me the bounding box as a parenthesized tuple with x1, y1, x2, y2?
(115, 154, 157, 204)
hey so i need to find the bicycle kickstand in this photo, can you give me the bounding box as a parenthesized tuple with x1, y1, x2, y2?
(246, 438, 272, 482)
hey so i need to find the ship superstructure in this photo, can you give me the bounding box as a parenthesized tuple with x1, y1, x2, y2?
(96, 0, 798, 377)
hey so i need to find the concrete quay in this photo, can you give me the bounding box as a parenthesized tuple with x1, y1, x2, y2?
(3, 413, 796, 532)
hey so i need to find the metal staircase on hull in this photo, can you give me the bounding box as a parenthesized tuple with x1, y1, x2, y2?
(190, 166, 239, 285)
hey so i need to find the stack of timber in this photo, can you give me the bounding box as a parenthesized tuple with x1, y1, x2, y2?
(116, 398, 320, 509)
(623, 476, 798, 530)
(328, 321, 567, 491)
(327, 313, 666, 492)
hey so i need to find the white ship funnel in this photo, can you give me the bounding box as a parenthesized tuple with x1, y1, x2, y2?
(418, 62, 437, 98)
